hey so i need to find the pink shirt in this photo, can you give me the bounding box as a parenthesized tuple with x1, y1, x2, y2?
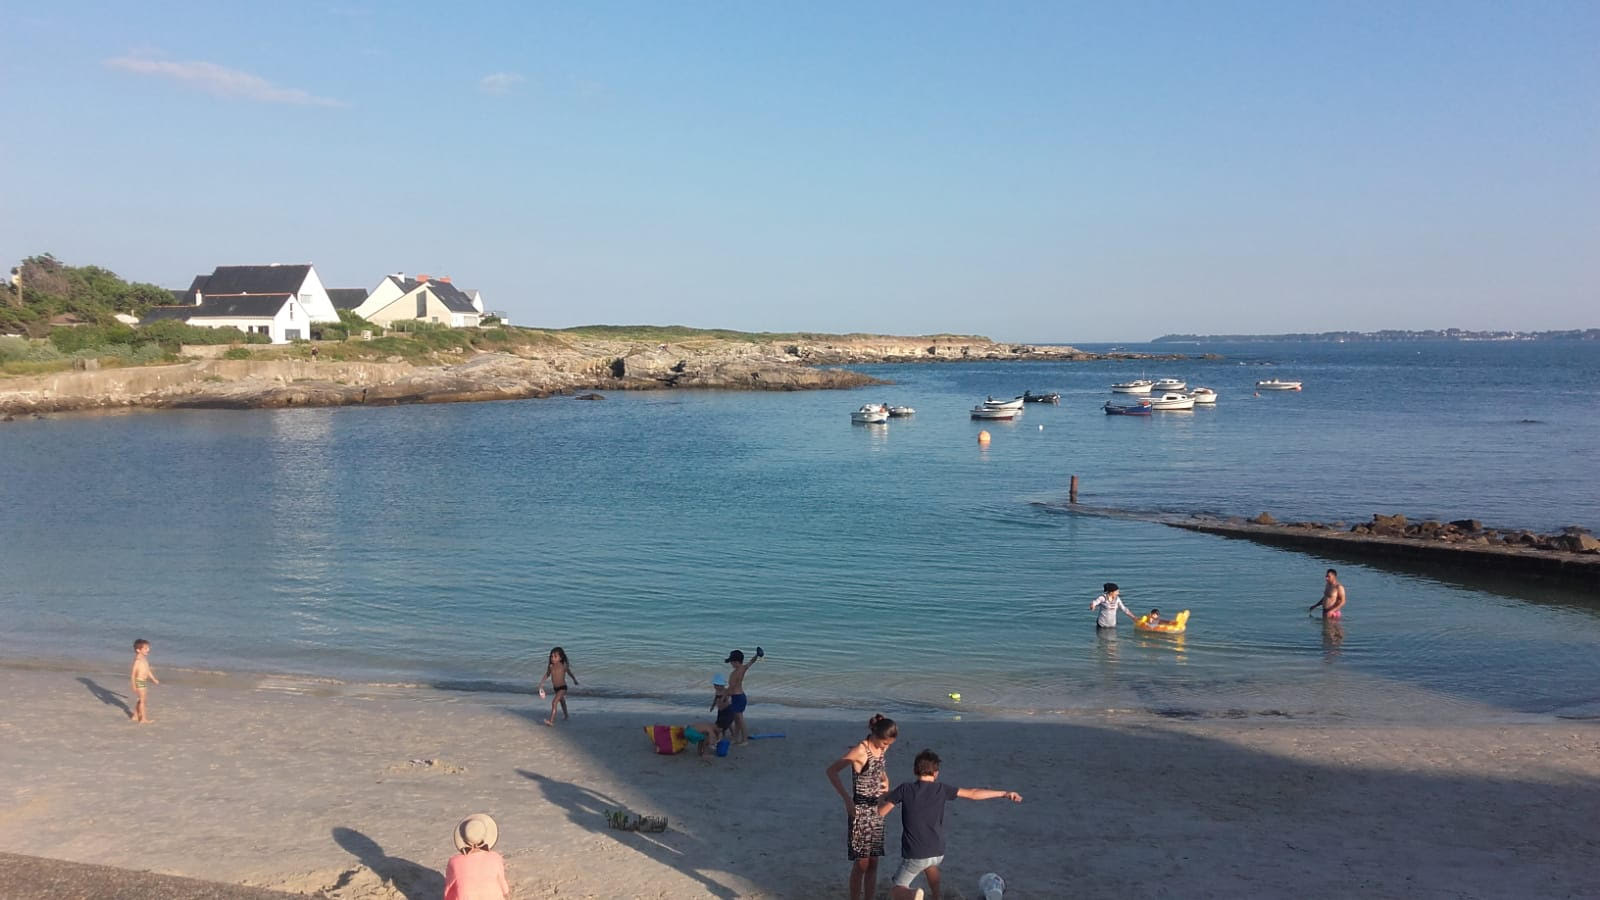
(444, 850, 509, 900)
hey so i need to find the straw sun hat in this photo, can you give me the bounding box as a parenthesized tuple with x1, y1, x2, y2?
(454, 813, 499, 852)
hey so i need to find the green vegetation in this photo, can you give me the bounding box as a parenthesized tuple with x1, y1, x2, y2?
(0, 253, 273, 376)
(1, 253, 172, 337)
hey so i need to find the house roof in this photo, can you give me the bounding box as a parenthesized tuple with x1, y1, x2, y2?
(327, 288, 367, 309)
(191, 264, 312, 296)
(191, 293, 294, 317)
(140, 294, 293, 323)
(386, 276, 479, 314)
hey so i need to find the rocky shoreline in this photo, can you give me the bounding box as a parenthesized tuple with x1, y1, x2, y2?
(0, 333, 1193, 416)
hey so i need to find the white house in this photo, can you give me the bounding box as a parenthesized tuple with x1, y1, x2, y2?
(181, 264, 340, 325)
(353, 273, 482, 328)
(140, 293, 310, 344)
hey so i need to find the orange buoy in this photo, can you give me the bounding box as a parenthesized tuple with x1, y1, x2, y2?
(977, 430, 991, 444)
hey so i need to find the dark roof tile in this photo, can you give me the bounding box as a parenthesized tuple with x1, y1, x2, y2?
(195, 265, 312, 296)
(327, 288, 367, 309)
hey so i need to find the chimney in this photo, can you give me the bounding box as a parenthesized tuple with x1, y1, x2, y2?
(438, 276, 451, 283)
(391, 271, 406, 283)
(416, 274, 430, 283)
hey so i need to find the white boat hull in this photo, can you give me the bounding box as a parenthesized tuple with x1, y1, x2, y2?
(1147, 393, 1195, 410)
(971, 406, 1021, 420)
(1255, 380, 1303, 391)
(1191, 388, 1217, 404)
(981, 396, 1025, 410)
(1111, 381, 1154, 394)
(1152, 379, 1187, 392)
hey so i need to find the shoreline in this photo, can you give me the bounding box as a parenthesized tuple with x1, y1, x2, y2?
(0, 335, 1204, 417)
(3, 665, 1597, 898)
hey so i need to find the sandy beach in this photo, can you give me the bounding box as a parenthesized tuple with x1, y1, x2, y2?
(1, 663, 1597, 899)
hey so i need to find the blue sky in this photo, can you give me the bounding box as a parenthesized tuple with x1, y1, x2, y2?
(2, 1, 1595, 341)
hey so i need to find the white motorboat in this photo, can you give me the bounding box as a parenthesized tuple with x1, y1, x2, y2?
(1147, 392, 1195, 410)
(888, 405, 916, 417)
(1152, 378, 1187, 392)
(1110, 379, 1154, 394)
(851, 404, 889, 424)
(971, 405, 1021, 420)
(1255, 379, 1303, 391)
(1190, 387, 1218, 404)
(980, 395, 1025, 411)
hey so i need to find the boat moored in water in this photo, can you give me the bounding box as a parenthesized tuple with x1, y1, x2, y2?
(888, 405, 916, 417)
(1190, 387, 1218, 404)
(1152, 378, 1187, 392)
(1022, 390, 1060, 404)
(1103, 400, 1153, 416)
(851, 404, 889, 424)
(1147, 392, 1195, 410)
(1110, 379, 1155, 394)
(980, 395, 1026, 411)
(1255, 379, 1303, 391)
(971, 405, 1022, 420)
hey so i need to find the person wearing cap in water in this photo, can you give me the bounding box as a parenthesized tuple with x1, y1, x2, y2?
(1090, 583, 1135, 630)
(444, 813, 509, 900)
(723, 646, 764, 744)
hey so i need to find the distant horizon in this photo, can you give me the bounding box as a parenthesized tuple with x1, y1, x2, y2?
(3, 3, 1595, 342)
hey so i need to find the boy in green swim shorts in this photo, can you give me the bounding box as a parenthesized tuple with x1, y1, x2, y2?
(684, 721, 726, 758)
(130, 638, 159, 724)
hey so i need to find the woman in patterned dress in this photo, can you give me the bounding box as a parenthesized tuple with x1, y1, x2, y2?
(825, 714, 899, 900)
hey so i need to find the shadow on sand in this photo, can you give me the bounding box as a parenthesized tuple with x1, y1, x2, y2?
(515, 767, 739, 899)
(78, 676, 132, 718)
(494, 702, 1600, 898)
(330, 826, 443, 900)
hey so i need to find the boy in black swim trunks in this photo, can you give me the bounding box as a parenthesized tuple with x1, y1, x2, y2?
(537, 646, 578, 726)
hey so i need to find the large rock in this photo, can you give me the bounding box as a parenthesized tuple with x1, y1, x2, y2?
(1250, 512, 1277, 525)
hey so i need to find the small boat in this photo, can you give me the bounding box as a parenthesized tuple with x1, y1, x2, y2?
(851, 404, 889, 424)
(1110, 379, 1154, 394)
(1147, 393, 1195, 410)
(1022, 391, 1060, 404)
(1190, 387, 1217, 404)
(887, 405, 916, 417)
(1135, 610, 1190, 634)
(1103, 400, 1153, 416)
(1152, 378, 1187, 392)
(1255, 379, 1302, 391)
(980, 395, 1025, 411)
(971, 405, 1021, 420)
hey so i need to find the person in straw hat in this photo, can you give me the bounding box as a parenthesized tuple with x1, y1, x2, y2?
(445, 813, 509, 900)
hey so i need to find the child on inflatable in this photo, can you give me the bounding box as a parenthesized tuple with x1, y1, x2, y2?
(1145, 609, 1162, 627)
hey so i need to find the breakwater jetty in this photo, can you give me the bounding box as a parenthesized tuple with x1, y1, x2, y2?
(1057, 504, 1600, 589)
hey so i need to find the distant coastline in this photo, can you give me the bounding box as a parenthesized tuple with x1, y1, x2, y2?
(1152, 328, 1599, 343)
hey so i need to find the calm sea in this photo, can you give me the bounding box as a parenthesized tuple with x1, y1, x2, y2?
(3, 341, 1598, 720)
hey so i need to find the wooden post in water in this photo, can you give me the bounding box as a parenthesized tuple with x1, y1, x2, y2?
(1070, 474, 1079, 504)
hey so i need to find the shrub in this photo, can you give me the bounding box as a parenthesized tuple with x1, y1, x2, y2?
(223, 347, 254, 360)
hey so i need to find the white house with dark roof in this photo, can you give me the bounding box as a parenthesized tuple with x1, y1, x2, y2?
(140, 293, 311, 344)
(353, 273, 482, 328)
(180, 264, 340, 325)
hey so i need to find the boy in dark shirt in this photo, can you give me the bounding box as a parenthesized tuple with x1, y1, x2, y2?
(874, 749, 1023, 900)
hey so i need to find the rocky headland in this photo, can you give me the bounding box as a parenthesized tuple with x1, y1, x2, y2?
(0, 333, 1191, 416)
